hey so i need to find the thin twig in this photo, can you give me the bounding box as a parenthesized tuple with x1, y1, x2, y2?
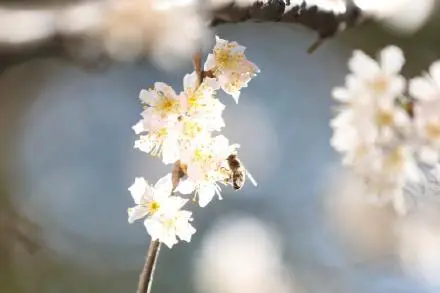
(193, 50, 203, 86)
(135, 50, 206, 293)
(136, 240, 161, 293)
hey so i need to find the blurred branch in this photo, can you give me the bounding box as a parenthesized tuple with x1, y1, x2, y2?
(210, 0, 367, 50)
(0, 0, 370, 66)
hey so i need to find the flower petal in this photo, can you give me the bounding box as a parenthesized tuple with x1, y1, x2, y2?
(380, 45, 405, 74)
(128, 206, 148, 223)
(175, 211, 196, 242)
(349, 50, 380, 78)
(430, 60, 440, 83)
(154, 173, 173, 198)
(183, 71, 198, 91)
(144, 217, 162, 241)
(139, 89, 155, 105)
(176, 179, 195, 195)
(419, 146, 439, 165)
(204, 53, 216, 71)
(409, 77, 436, 101)
(161, 134, 180, 164)
(128, 177, 149, 204)
(332, 87, 350, 102)
(198, 184, 217, 207)
(132, 120, 145, 134)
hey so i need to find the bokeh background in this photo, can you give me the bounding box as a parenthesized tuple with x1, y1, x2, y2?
(2, 1, 440, 293)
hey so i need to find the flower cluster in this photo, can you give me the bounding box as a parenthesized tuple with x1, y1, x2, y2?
(128, 36, 259, 248)
(331, 45, 440, 215)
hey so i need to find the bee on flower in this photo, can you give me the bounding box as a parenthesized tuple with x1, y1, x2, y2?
(177, 135, 240, 207)
(129, 35, 260, 248)
(204, 36, 259, 103)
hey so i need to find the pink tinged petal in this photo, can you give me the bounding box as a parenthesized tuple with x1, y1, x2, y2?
(409, 77, 437, 101)
(203, 77, 221, 91)
(176, 180, 195, 195)
(198, 184, 217, 207)
(154, 82, 171, 93)
(380, 45, 405, 74)
(429, 60, 440, 84)
(127, 206, 148, 223)
(128, 177, 148, 204)
(139, 89, 155, 105)
(349, 50, 380, 78)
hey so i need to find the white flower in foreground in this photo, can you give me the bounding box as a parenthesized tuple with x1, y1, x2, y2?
(409, 60, 440, 165)
(177, 135, 239, 207)
(145, 198, 196, 248)
(204, 36, 259, 103)
(128, 174, 195, 248)
(348, 45, 406, 99)
(127, 174, 181, 222)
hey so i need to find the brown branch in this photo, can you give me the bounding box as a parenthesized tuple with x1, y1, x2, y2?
(0, 0, 370, 64)
(193, 50, 203, 86)
(136, 240, 161, 293)
(210, 0, 368, 52)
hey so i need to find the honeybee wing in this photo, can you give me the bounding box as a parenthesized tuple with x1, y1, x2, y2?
(246, 170, 258, 187)
(241, 161, 257, 187)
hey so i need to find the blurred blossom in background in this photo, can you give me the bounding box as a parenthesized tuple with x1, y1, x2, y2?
(194, 216, 302, 293)
(2, 1, 440, 293)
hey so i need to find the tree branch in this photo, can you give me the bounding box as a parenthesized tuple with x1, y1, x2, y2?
(136, 240, 161, 293)
(209, 0, 367, 52)
(0, 0, 370, 64)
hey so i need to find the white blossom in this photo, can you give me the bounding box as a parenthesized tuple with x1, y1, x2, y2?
(133, 82, 184, 164)
(409, 60, 440, 165)
(348, 46, 406, 99)
(205, 36, 259, 103)
(127, 174, 176, 223)
(128, 174, 195, 247)
(182, 71, 225, 132)
(145, 197, 196, 248)
(331, 45, 420, 213)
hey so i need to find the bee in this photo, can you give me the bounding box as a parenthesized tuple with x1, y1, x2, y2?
(226, 154, 258, 190)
